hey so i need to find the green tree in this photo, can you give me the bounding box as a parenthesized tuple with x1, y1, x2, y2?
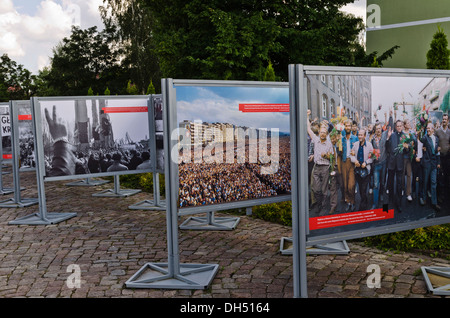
(263, 61, 276, 81)
(0, 54, 37, 101)
(104, 87, 111, 95)
(87, 87, 94, 96)
(135, 0, 397, 81)
(100, 0, 161, 93)
(146, 80, 155, 94)
(45, 26, 127, 96)
(126, 80, 139, 95)
(426, 26, 450, 70)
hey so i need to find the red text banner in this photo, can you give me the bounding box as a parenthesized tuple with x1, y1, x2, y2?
(309, 208, 395, 230)
(102, 107, 148, 113)
(18, 114, 32, 121)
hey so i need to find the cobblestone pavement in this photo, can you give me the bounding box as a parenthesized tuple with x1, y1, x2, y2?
(0, 170, 448, 298)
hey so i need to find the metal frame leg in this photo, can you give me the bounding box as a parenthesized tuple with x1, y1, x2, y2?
(92, 175, 141, 197)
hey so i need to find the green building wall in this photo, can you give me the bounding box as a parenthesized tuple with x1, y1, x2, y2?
(366, 0, 450, 69)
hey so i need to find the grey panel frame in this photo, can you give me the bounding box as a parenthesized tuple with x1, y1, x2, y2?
(0, 103, 13, 165)
(421, 267, 450, 296)
(0, 100, 38, 208)
(129, 94, 166, 210)
(0, 103, 13, 195)
(125, 79, 219, 289)
(293, 65, 450, 247)
(9, 98, 76, 225)
(289, 64, 309, 298)
(172, 79, 291, 229)
(32, 95, 155, 182)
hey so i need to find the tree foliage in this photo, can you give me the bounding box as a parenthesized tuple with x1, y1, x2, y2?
(100, 0, 161, 93)
(426, 26, 450, 70)
(44, 26, 126, 96)
(0, 54, 37, 101)
(135, 0, 397, 81)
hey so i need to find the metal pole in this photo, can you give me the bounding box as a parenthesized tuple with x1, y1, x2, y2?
(162, 78, 180, 277)
(289, 64, 308, 298)
(153, 173, 160, 206)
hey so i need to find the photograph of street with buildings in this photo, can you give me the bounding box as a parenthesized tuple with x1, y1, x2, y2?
(306, 74, 450, 237)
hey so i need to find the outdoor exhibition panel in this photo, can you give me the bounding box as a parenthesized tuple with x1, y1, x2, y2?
(126, 78, 293, 289)
(129, 94, 166, 210)
(171, 79, 291, 230)
(0, 103, 12, 162)
(126, 79, 219, 289)
(0, 100, 37, 208)
(34, 95, 154, 181)
(8, 95, 154, 225)
(289, 64, 450, 298)
(0, 103, 13, 195)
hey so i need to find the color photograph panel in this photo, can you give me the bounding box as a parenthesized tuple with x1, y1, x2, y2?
(306, 74, 450, 239)
(175, 85, 291, 209)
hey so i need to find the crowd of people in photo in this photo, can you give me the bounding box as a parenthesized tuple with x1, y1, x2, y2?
(19, 135, 35, 169)
(44, 147, 152, 177)
(178, 137, 291, 207)
(307, 107, 450, 216)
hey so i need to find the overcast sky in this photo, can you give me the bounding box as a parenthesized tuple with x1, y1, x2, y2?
(0, 0, 367, 75)
(0, 0, 104, 73)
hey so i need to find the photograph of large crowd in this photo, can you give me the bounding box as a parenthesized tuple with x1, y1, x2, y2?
(39, 98, 153, 178)
(175, 85, 291, 208)
(305, 74, 450, 233)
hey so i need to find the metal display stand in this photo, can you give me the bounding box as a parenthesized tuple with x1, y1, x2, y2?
(0, 101, 37, 208)
(289, 65, 309, 298)
(66, 177, 109, 186)
(421, 267, 450, 296)
(279, 237, 350, 255)
(126, 79, 219, 289)
(0, 156, 14, 195)
(8, 99, 76, 225)
(180, 211, 240, 231)
(92, 175, 141, 197)
(0, 104, 14, 194)
(129, 173, 166, 211)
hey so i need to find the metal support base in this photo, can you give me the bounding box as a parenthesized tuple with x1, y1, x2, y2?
(179, 212, 240, 231)
(125, 262, 219, 290)
(128, 199, 166, 211)
(0, 186, 25, 195)
(280, 237, 350, 255)
(421, 267, 450, 296)
(0, 197, 39, 208)
(66, 178, 110, 186)
(92, 188, 142, 198)
(0, 187, 14, 195)
(8, 212, 77, 225)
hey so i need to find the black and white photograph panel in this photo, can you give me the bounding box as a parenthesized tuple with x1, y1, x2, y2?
(15, 100, 35, 170)
(38, 97, 152, 178)
(153, 96, 164, 171)
(0, 105, 12, 160)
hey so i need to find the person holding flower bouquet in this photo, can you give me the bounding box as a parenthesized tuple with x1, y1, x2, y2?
(350, 129, 374, 211)
(371, 123, 388, 209)
(402, 119, 417, 202)
(307, 110, 334, 214)
(328, 129, 341, 214)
